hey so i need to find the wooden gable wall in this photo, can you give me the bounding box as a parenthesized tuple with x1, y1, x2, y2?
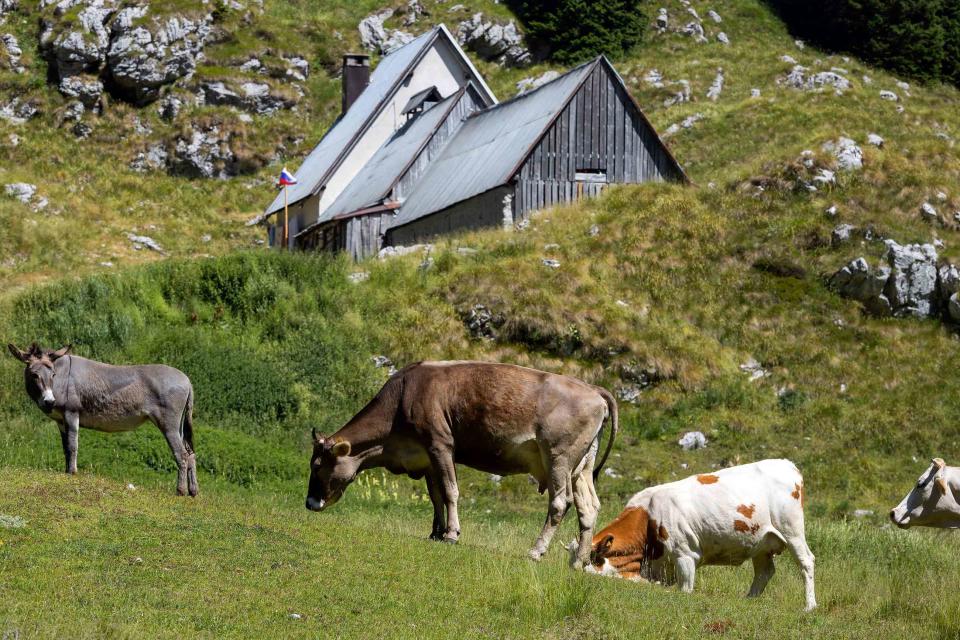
(513, 63, 683, 220)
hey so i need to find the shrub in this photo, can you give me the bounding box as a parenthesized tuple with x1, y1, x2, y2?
(507, 0, 647, 64)
(767, 0, 960, 87)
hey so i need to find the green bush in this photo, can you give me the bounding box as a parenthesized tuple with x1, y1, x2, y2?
(767, 0, 960, 87)
(507, 0, 647, 64)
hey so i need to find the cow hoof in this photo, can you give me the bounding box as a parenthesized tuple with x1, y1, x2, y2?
(428, 533, 444, 542)
(441, 537, 458, 545)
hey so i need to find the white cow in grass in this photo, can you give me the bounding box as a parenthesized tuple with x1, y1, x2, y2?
(890, 458, 960, 529)
(578, 459, 816, 611)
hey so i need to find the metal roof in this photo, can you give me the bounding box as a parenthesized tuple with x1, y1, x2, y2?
(309, 88, 469, 226)
(254, 25, 497, 223)
(386, 58, 599, 231)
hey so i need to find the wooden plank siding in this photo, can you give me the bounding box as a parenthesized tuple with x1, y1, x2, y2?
(512, 64, 682, 221)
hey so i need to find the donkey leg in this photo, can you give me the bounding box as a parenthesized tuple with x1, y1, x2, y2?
(63, 412, 80, 475)
(159, 421, 189, 497)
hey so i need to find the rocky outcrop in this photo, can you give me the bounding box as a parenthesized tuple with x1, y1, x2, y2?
(831, 241, 954, 319)
(516, 70, 559, 94)
(167, 124, 240, 178)
(200, 80, 296, 115)
(823, 136, 862, 171)
(1, 33, 24, 73)
(107, 8, 212, 104)
(456, 13, 531, 67)
(39, 0, 213, 106)
(0, 96, 40, 124)
(780, 65, 851, 94)
(462, 303, 505, 340)
(59, 74, 103, 108)
(706, 67, 723, 101)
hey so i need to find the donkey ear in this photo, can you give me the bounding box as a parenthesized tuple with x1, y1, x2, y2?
(7, 343, 29, 363)
(49, 344, 72, 360)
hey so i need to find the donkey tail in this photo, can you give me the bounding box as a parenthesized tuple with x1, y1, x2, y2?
(593, 386, 619, 481)
(182, 384, 198, 496)
(181, 385, 195, 454)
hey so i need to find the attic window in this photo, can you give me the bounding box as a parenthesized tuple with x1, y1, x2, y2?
(575, 169, 607, 183)
(402, 86, 443, 116)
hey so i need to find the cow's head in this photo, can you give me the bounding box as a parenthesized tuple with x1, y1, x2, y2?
(305, 429, 357, 512)
(585, 507, 666, 580)
(7, 343, 70, 413)
(890, 458, 955, 528)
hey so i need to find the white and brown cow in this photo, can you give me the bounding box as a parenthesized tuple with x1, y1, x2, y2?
(890, 458, 960, 529)
(582, 459, 816, 611)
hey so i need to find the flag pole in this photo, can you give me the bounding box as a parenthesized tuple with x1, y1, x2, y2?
(283, 184, 289, 250)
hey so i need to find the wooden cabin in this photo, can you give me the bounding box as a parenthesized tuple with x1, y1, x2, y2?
(255, 26, 687, 259)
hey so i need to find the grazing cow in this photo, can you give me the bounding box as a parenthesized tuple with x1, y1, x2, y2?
(581, 459, 816, 611)
(7, 343, 198, 496)
(890, 458, 960, 529)
(305, 361, 617, 563)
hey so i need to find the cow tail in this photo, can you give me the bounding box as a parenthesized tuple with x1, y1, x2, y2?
(593, 387, 619, 481)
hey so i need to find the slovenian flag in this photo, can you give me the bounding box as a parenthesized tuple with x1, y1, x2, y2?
(278, 168, 298, 186)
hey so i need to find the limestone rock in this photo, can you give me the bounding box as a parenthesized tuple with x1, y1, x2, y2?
(107, 9, 213, 105)
(516, 70, 559, 94)
(4, 182, 36, 203)
(456, 13, 531, 67)
(168, 124, 238, 179)
(358, 8, 392, 51)
(831, 223, 856, 246)
(706, 67, 723, 101)
(822, 136, 862, 171)
(883, 240, 939, 317)
(2, 33, 24, 73)
(867, 133, 884, 148)
(830, 257, 892, 316)
(678, 431, 707, 450)
(59, 74, 103, 108)
(879, 89, 898, 101)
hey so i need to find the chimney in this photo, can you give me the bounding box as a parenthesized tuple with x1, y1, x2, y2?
(342, 54, 370, 114)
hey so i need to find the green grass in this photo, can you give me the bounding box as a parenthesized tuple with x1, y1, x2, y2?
(3, 0, 960, 636)
(2, 468, 959, 639)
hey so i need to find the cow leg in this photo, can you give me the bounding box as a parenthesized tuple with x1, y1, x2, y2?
(159, 421, 190, 497)
(748, 552, 776, 597)
(570, 465, 600, 568)
(425, 474, 446, 541)
(784, 536, 817, 611)
(62, 411, 80, 475)
(529, 463, 571, 560)
(675, 556, 697, 593)
(427, 446, 460, 543)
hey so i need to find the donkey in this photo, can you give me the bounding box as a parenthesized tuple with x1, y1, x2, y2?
(7, 343, 198, 496)
(306, 360, 618, 565)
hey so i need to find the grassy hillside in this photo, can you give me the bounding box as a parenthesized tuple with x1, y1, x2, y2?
(2, 0, 960, 637)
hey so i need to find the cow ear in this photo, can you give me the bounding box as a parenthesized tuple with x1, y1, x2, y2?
(932, 458, 946, 471)
(7, 343, 29, 363)
(49, 344, 71, 360)
(596, 533, 614, 556)
(331, 440, 351, 457)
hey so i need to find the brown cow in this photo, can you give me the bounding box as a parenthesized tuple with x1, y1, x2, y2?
(306, 361, 618, 564)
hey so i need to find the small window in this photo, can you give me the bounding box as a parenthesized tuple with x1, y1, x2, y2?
(575, 169, 607, 183)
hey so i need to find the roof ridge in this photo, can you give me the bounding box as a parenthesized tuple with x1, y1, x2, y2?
(463, 57, 600, 120)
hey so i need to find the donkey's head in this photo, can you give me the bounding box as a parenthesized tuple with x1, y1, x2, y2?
(7, 343, 71, 412)
(305, 429, 357, 512)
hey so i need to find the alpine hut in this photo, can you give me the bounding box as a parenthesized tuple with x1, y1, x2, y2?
(254, 26, 687, 259)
